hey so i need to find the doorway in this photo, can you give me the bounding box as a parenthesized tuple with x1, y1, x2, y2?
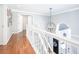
(22, 15, 28, 35)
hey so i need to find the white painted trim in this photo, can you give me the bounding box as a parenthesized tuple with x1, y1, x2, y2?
(71, 34, 79, 40)
(43, 34, 54, 53)
(11, 7, 79, 16)
(26, 34, 39, 54)
(27, 26, 79, 54)
(11, 9, 48, 16)
(2, 31, 23, 45)
(29, 26, 79, 48)
(3, 32, 13, 45)
(26, 29, 39, 54)
(54, 7, 79, 15)
(38, 33, 48, 53)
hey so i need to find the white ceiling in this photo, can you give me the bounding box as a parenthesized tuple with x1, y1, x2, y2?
(7, 4, 79, 15)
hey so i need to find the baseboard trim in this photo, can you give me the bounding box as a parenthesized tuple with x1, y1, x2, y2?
(2, 31, 23, 45)
(2, 33, 13, 45)
(26, 34, 37, 54)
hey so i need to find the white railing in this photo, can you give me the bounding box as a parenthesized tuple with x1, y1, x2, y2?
(26, 26, 54, 54)
(26, 26, 79, 54)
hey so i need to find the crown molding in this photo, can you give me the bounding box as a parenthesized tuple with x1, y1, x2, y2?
(52, 7, 79, 15)
(11, 7, 79, 16)
(11, 9, 48, 16)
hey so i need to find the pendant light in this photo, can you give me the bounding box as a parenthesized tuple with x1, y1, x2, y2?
(49, 8, 52, 26)
(48, 8, 56, 32)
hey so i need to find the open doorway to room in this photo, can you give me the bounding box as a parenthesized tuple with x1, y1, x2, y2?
(22, 15, 28, 35)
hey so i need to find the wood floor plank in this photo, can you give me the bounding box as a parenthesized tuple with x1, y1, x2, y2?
(0, 31, 35, 54)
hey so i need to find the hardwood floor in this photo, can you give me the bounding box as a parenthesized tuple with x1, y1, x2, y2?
(0, 31, 35, 54)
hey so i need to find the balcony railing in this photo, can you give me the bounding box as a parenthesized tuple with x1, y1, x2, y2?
(26, 26, 79, 54)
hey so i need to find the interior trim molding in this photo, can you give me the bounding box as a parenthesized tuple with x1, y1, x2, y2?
(72, 34, 79, 39)
(11, 9, 48, 16)
(54, 7, 79, 15)
(11, 7, 79, 16)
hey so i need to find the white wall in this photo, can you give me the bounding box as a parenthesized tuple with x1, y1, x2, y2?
(1, 5, 8, 45)
(17, 14, 23, 33)
(12, 12, 23, 33)
(0, 5, 4, 44)
(0, 5, 23, 45)
(32, 15, 49, 31)
(0, 5, 50, 45)
(22, 15, 28, 30)
(4, 11, 23, 45)
(0, 5, 14, 45)
(12, 12, 18, 33)
(52, 10, 79, 36)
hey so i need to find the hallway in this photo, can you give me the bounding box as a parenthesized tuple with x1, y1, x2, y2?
(0, 31, 35, 54)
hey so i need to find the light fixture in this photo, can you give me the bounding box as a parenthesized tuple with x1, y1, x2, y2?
(48, 8, 56, 32)
(49, 8, 52, 26)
